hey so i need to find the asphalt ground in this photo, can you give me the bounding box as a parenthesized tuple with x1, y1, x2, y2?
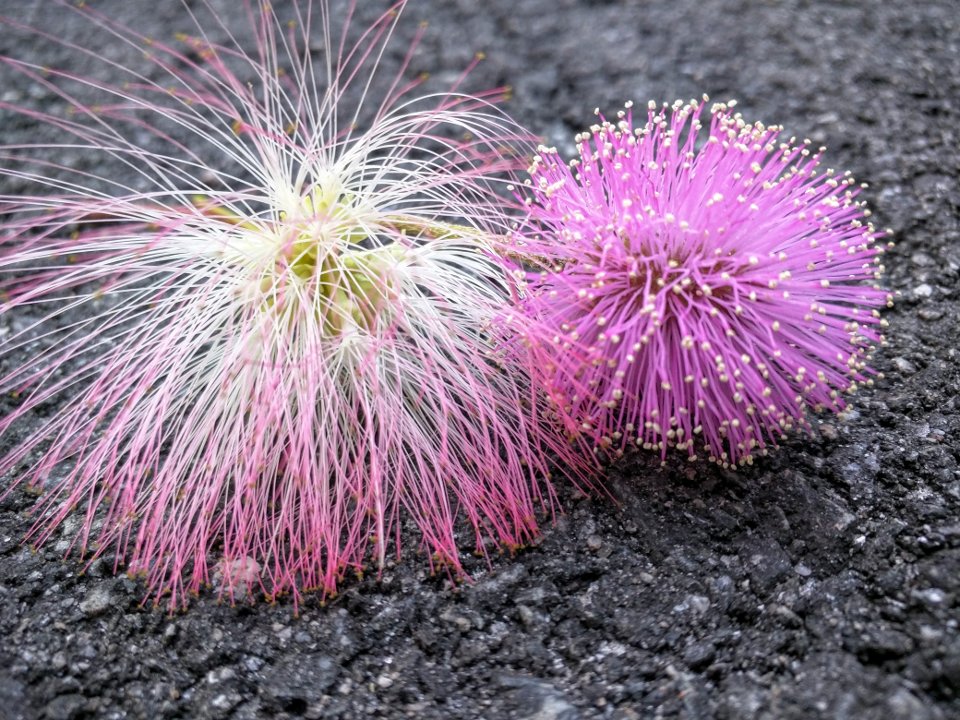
(1, 1, 958, 718)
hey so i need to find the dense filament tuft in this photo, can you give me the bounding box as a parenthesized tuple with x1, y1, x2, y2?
(516, 97, 891, 468)
(0, 0, 590, 610)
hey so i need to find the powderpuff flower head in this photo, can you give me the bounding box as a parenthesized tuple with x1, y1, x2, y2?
(0, 1, 588, 610)
(516, 97, 891, 468)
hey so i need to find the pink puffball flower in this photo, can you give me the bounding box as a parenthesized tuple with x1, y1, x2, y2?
(0, 1, 588, 610)
(515, 97, 891, 468)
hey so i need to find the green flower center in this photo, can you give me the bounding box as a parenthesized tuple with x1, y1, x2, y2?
(197, 182, 481, 338)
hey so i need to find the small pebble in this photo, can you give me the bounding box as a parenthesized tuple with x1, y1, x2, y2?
(79, 586, 113, 617)
(891, 357, 917, 374)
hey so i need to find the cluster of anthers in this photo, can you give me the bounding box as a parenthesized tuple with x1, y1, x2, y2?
(516, 97, 892, 467)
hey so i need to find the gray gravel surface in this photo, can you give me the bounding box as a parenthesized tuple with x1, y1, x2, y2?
(1, 0, 958, 718)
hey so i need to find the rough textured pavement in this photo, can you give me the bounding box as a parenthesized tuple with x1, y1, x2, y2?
(1, 0, 958, 718)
